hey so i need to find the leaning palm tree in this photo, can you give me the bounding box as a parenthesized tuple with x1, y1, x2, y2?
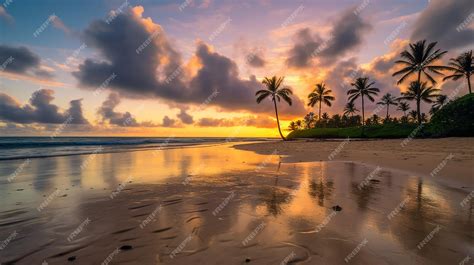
(399, 81, 439, 124)
(393, 40, 448, 85)
(443, 50, 473, 94)
(308, 83, 335, 120)
(347, 77, 380, 126)
(343, 102, 359, 117)
(397, 101, 410, 117)
(377, 93, 398, 119)
(430, 94, 448, 114)
(256, 76, 293, 140)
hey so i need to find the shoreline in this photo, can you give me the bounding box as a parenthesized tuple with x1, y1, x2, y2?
(234, 138, 474, 188)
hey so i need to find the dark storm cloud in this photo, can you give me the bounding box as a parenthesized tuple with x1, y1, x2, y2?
(285, 28, 323, 68)
(410, 0, 474, 50)
(73, 7, 306, 118)
(0, 45, 53, 78)
(320, 9, 372, 59)
(177, 108, 193, 124)
(0, 89, 88, 124)
(73, 8, 185, 99)
(286, 8, 372, 68)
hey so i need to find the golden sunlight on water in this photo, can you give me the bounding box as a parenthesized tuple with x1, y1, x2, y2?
(0, 144, 471, 264)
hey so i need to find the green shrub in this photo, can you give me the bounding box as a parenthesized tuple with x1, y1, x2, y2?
(428, 94, 474, 137)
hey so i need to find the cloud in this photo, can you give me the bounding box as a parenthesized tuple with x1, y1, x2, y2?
(410, 0, 474, 50)
(97, 93, 139, 127)
(286, 8, 372, 68)
(73, 6, 306, 118)
(246, 51, 266, 68)
(162, 116, 177, 127)
(51, 16, 72, 35)
(0, 89, 89, 124)
(177, 108, 194, 124)
(285, 28, 322, 68)
(0, 45, 54, 79)
(0, 7, 13, 23)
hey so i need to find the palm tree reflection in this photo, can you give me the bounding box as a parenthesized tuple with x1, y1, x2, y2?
(308, 178, 334, 207)
(260, 162, 292, 216)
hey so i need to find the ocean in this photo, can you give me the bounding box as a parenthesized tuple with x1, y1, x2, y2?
(0, 137, 266, 160)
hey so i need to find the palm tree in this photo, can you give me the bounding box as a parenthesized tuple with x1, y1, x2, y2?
(399, 81, 439, 124)
(308, 83, 335, 120)
(430, 94, 448, 114)
(288, 121, 298, 131)
(397, 101, 410, 117)
(343, 102, 359, 117)
(409, 110, 418, 123)
(443, 50, 473, 94)
(256, 76, 293, 140)
(377, 93, 398, 119)
(393, 40, 448, 85)
(347, 77, 380, 126)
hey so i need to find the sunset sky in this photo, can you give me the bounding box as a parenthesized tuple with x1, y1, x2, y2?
(0, 0, 472, 137)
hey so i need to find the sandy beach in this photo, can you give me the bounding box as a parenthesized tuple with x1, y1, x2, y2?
(0, 140, 473, 264)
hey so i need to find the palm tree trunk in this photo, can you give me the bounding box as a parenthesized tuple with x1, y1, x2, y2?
(386, 105, 389, 119)
(361, 96, 365, 126)
(417, 70, 421, 84)
(416, 99, 422, 125)
(318, 100, 322, 121)
(273, 98, 286, 141)
(467, 74, 472, 94)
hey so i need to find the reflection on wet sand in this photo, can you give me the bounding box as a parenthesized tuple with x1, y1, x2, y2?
(0, 144, 472, 264)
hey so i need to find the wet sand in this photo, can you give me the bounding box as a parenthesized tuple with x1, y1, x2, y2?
(0, 142, 472, 264)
